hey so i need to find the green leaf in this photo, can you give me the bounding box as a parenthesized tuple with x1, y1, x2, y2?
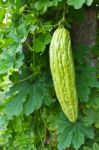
(74, 44, 89, 64)
(0, 7, 6, 22)
(33, 32, 51, 52)
(34, 0, 52, 13)
(80, 124, 94, 139)
(93, 143, 99, 150)
(76, 81, 90, 102)
(42, 76, 53, 106)
(0, 58, 13, 74)
(4, 73, 32, 119)
(67, 0, 86, 9)
(52, 0, 63, 6)
(83, 108, 99, 128)
(83, 109, 95, 127)
(82, 67, 99, 88)
(82, 143, 99, 150)
(34, 0, 63, 13)
(6, 79, 31, 98)
(9, 30, 20, 43)
(0, 49, 15, 74)
(57, 116, 73, 150)
(76, 66, 99, 102)
(33, 37, 45, 52)
(72, 127, 84, 149)
(83, 147, 92, 150)
(15, 0, 26, 9)
(24, 82, 43, 116)
(86, 0, 93, 6)
(47, 108, 60, 130)
(0, 115, 8, 130)
(86, 97, 99, 110)
(57, 113, 94, 150)
(14, 53, 24, 69)
(24, 73, 53, 115)
(67, 0, 93, 9)
(4, 93, 26, 119)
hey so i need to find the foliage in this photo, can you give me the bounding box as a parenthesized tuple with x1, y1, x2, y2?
(67, 0, 94, 9)
(0, 0, 99, 150)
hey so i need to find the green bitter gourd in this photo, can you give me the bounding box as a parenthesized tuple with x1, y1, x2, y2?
(49, 27, 78, 122)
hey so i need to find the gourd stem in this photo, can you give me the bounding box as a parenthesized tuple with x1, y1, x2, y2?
(58, 3, 66, 27)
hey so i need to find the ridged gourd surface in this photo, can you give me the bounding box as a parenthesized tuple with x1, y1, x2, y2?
(49, 27, 78, 122)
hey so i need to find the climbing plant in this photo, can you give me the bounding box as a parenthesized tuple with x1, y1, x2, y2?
(0, 0, 99, 149)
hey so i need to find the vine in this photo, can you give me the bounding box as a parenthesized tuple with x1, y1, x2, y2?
(0, 0, 99, 150)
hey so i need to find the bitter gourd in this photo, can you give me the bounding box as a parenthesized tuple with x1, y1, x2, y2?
(49, 27, 78, 122)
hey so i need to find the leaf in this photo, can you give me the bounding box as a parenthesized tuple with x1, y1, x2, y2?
(72, 125, 84, 149)
(52, 0, 62, 6)
(34, 0, 62, 13)
(57, 114, 73, 150)
(86, 97, 99, 110)
(4, 70, 53, 118)
(67, 0, 86, 9)
(83, 108, 99, 128)
(76, 66, 99, 102)
(14, 52, 24, 68)
(80, 124, 94, 139)
(9, 23, 28, 44)
(0, 40, 24, 74)
(0, 115, 8, 130)
(15, 0, 26, 9)
(0, 58, 13, 74)
(83, 147, 92, 150)
(24, 82, 43, 116)
(82, 67, 99, 88)
(83, 109, 95, 127)
(76, 81, 90, 102)
(57, 113, 94, 150)
(4, 73, 32, 119)
(6, 79, 31, 98)
(93, 143, 99, 150)
(24, 72, 53, 115)
(74, 44, 89, 64)
(0, 50, 14, 74)
(4, 93, 26, 119)
(42, 75, 54, 106)
(33, 32, 51, 52)
(67, 0, 93, 9)
(86, 0, 93, 6)
(0, 7, 6, 22)
(34, 0, 52, 13)
(33, 37, 45, 52)
(47, 109, 60, 130)
(9, 30, 20, 43)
